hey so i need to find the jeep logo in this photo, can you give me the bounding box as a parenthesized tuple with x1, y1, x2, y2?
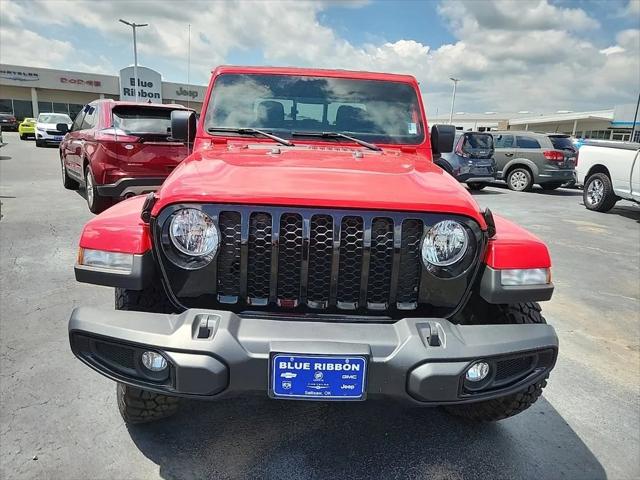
(176, 86, 198, 99)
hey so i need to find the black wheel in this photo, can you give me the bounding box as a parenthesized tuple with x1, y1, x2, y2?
(19, 133, 25, 140)
(444, 302, 549, 422)
(540, 182, 563, 191)
(506, 167, 533, 192)
(117, 383, 180, 424)
(35, 139, 44, 147)
(115, 282, 180, 424)
(61, 158, 79, 190)
(584, 173, 618, 212)
(84, 166, 111, 214)
(467, 182, 486, 191)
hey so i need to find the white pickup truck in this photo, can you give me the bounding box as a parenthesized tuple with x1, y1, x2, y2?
(576, 140, 640, 212)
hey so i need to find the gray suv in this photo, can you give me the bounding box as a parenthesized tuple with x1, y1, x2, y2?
(492, 131, 576, 191)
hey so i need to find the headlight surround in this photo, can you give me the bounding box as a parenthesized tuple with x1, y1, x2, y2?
(169, 208, 219, 259)
(421, 220, 469, 267)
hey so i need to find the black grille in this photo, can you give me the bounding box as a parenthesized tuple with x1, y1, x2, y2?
(495, 356, 534, 381)
(205, 208, 429, 312)
(277, 214, 303, 304)
(46, 130, 64, 135)
(217, 211, 242, 301)
(247, 212, 272, 303)
(95, 342, 135, 370)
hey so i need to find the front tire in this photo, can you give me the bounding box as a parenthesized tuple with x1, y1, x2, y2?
(117, 383, 180, 424)
(584, 172, 617, 212)
(115, 283, 180, 424)
(19, 133, 25, 140)
(444, 302, 549, 422)
(506, 167, 533, 192)
(84, 166, 111, 214)
(467, 182, 486, 191)
(35, 139, 44, 147)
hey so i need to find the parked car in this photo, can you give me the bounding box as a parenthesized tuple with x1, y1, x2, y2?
(492, 131, 576, 191)
(35, 113, 72, 147)
(68, 66, 558, 426)
(59, 100, 194, 213)
(575, 140, 640, 211)
(0, 113, 18, 131)
(434, 131, 496, 190)
(18, 117, 36, 139)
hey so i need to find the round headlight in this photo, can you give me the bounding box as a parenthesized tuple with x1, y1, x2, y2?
(422, 220, 468, 267)
(169, 208, 219, 257)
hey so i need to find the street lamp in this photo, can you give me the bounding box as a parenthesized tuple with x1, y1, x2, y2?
(119, 19, 148, 102)
(448, 77, 460, 125)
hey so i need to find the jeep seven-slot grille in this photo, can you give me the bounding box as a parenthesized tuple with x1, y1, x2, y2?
(214, 209, 425, 311)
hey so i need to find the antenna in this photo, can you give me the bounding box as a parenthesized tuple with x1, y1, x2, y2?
(186, 23, 191, 156)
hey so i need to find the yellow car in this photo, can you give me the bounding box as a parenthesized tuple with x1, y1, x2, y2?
(18, 117, 36, 140)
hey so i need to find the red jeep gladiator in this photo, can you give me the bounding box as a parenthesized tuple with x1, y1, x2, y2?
(69, 66, 557, 424)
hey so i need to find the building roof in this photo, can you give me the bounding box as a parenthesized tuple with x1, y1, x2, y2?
(508, 110, 614, 125)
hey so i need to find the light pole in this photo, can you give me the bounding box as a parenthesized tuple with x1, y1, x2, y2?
(448, 77, 460, 125)
(119, 19, 148, 102)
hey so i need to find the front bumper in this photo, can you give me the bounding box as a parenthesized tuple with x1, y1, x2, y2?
(96, 177, 166, 198)
(69, 307, 558, 404)
(36, 130, 65, 143)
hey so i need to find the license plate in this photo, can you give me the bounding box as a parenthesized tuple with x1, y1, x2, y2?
(54, 136, 63, 141)
(271, 354, 367, 400)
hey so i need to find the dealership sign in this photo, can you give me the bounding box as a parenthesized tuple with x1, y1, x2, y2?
(119, 66, 162, 102)
(0, 69, 39, 81)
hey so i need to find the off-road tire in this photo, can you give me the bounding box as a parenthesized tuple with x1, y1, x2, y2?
(61, 158, 79, 190)
(467, 182, 486, 191)
(85, 166, 111, 214)
(115, 282, 180, 423)
(444, 302, 549, 422)
(583, 172, 618, 212)
(540, 182, 563, 191)
(506, 167, 533, 192)
(116, 383, 180, 424)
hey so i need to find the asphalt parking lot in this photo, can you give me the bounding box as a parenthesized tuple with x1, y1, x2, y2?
(1, 130, 639, 480)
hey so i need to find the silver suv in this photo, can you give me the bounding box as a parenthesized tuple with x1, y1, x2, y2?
(492, 131, 576, 191)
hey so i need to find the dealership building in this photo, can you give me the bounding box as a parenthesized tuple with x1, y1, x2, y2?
(0, 63, 206, 121)
(432, 103, 639, 142)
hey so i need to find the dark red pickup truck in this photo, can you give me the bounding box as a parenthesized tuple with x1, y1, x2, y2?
(68, 66, 557, 425)
(59, 100, 194, 213)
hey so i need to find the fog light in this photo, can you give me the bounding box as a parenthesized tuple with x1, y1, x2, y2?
(465, 361, 490, 382)
(141, 351, 167, 372)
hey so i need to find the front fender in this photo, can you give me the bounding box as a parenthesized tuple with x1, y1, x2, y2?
(79, 195, 151, 254)
(480, 214, 553, 303)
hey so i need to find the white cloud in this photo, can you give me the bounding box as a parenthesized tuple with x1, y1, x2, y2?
(0, 0, 638, 114)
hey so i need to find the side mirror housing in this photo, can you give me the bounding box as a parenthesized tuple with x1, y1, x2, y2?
(431, 124, 456, 154)
(56, 123, 70, 134)
(170, 110, 197, 143)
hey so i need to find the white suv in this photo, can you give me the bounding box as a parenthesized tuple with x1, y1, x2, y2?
(35, 113, 72, 147)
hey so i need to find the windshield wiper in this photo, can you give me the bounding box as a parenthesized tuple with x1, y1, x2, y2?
(291, 131, 381, 151)
(207, 127, 294, 147)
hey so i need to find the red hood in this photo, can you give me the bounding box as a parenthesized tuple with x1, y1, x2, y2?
(152, 143, 486, 228)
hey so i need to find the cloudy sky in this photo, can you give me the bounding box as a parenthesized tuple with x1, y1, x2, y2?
(1, 0, 639, 115)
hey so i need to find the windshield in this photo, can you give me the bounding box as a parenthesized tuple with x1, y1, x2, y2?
(112, 106, 175, 135)
(205, 73, 425, 145)
(38, 114, 70, 124)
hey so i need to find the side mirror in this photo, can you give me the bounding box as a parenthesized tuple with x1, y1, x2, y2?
(170, 110, 197, 143)
(431, 124, 456, 154)
(56, 123, 69, 134)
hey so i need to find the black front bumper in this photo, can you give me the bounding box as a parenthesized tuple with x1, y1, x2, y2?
(69, 307, 558, 404)
(96, 177, 166, 198)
